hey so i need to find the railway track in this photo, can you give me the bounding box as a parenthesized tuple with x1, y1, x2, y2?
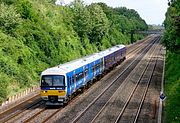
(137, 43, 165, 123)
(43, 36, 161, 123)
(0, 96, 42, 123)
(127, 35, 152, 54)
(114, 40, 162, 123)
(67, 36, 160, 123)
(16, 37, 157, 123)
(0, 35, 161, 123)
(22, 36, 157, 123)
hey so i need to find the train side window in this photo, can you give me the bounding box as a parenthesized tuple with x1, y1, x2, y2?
(76, 72, 83, 81)
(72, 76, 75, 83)
(76, 74, 78, 81)
(84, 69, 88, 77)
(96, 63, 100, 70)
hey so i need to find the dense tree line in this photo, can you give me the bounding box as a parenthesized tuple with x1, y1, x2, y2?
(163, 1, 180, 122)
(163, 0, 180, 53)
(0, 0, 147, 103)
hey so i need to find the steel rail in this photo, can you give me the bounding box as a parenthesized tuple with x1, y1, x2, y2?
(127, 35, 153, 54)
(91, 37, 160, 123)
(0, 98, 42, 123)
(23, 107, 46, 123)
(71, 37, 158, 123)
(114, 37, 161, 123)
(133, 45, 163, 123)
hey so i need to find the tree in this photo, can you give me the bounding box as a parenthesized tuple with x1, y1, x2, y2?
(163, 0, 180, 53)
(0, 3, 22, 34)
(69, 0, 91, 39)
(87, 3, 109, 45)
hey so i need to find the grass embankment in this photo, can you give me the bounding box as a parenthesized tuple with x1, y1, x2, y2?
(164, 51, 180, 123)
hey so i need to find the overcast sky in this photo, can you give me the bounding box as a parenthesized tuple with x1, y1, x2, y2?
(56, 0, 169, 25)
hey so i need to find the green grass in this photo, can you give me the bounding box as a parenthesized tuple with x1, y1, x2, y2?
(164, 51, 180, 123)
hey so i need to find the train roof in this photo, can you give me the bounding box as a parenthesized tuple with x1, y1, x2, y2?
(98, 45, 125, 57)
(41, 45, 126, 76)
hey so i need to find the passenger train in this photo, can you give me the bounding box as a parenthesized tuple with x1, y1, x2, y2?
(40, 45, 126, 105)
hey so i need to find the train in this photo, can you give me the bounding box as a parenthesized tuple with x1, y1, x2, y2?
(40, 45, 126, 105)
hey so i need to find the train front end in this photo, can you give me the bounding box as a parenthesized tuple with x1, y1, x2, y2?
(40, 68, 67, 105)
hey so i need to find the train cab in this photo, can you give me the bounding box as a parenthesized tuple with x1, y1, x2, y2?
(40, 67, 68, 105)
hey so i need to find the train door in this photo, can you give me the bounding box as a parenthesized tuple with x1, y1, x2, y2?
(88, 63, 93, 81)
(101, 58, 104, 72)
(84, 65, 88, 84)
(95, 60, 101, 76)
(67, 75, 71, 95)
(92, 62, 96, 78)
(100, 58, 103, 74)
(73, 71, 76, 92)
(67, 72, 75, 94)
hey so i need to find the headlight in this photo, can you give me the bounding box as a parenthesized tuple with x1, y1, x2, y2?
(42, 90, 47, 93)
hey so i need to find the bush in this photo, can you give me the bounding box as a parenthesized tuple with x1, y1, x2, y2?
(0, 73, 10, 104)
(0, 3, 22, 34)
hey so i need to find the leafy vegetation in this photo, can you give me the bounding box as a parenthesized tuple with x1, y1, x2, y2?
(163, 0, 180, 122)
(164, 52, 180, 123)
(0, 0, 147, 103)
(163, 0, 180, 53)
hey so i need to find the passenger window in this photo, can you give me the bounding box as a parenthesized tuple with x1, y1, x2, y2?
(84, 69, 88, 77)
(72, 76, 75, 83)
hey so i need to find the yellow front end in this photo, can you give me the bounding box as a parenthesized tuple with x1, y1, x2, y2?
(40, 90, 67, 105)
(40, 90, 66, 96)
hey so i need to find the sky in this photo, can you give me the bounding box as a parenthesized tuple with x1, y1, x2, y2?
(56, 0, 169, 25)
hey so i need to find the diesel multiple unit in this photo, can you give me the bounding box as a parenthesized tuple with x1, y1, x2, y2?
(40, 45, 126, 105)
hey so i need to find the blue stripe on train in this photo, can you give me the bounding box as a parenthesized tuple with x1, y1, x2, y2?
(41, 87, 65, 90)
